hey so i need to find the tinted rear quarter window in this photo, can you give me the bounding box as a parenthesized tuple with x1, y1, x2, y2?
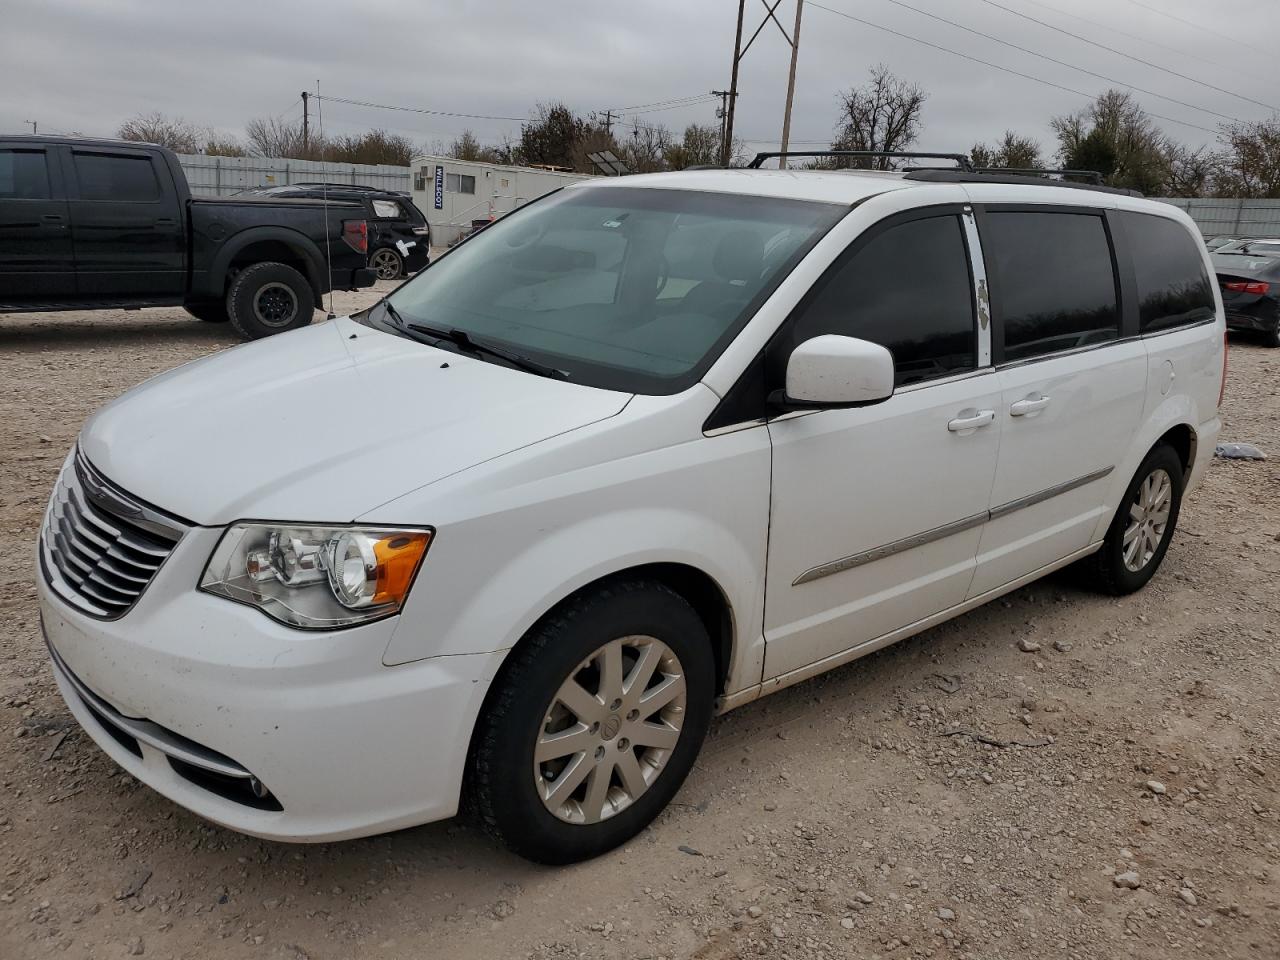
(984, 211, 1119, 362)
(1121, 212, 1215, 333)
(791, 214, 976, 386)
(74, 153, 160, 202)
(0, 149, 51, 199)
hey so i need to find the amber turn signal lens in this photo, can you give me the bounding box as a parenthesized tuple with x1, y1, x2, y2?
(372, 532, 432, 605)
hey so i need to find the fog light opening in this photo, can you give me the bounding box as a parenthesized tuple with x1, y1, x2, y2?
(249, 776, 271, 800)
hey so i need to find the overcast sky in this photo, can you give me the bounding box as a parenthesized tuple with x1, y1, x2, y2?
(3, 0, 1276, 162)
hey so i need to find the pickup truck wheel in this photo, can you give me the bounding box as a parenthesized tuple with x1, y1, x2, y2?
(226, 262, 315, 340)
(183, 301, 228, 323)
(370, 247, 404, 280)
(470, 580, 714, 864)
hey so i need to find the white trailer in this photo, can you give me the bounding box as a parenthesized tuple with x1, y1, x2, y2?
(410, 155, 595, 245)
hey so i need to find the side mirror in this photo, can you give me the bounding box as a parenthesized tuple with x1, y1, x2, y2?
(771, 335, 895, 411)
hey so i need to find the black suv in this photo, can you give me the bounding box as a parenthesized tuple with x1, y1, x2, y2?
(238, 184, 430, 279)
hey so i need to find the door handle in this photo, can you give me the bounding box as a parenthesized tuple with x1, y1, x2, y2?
(947, 408, 996, 434)
(1010, 394, 1051, 417)
(41, 213, 64, 222)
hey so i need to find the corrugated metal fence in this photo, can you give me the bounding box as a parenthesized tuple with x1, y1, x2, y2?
(1155, 197, 1280, 238)
(176, 154, 411, 197)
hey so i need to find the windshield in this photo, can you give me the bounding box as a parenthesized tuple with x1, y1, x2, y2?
(380, 186, 844, 393)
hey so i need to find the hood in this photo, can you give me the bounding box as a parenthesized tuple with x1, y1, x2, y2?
(80, 317, 630, 525)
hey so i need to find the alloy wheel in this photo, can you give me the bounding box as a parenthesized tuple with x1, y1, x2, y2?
(1123, 467, 1172, 572)
(371, 249, 402, 280)
(251, 282, 299, 328)
(534, 635, 686, 825)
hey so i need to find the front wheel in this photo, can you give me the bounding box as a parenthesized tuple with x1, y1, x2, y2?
(1081, 444, 1184, 594)
(226, 262, 315, 340)
(370, 247, 404, 281)
(470, 580, 714, 864)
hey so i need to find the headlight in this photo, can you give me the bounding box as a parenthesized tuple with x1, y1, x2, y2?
(200, 523, 433, 629)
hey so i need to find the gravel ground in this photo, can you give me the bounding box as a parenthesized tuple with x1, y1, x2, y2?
(1, 295, 1277, 960)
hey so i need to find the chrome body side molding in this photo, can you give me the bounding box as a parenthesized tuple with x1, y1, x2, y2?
(793, 466, 1115, 586)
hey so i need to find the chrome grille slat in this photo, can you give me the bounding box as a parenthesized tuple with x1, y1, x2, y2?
(39, 451, 189, 619)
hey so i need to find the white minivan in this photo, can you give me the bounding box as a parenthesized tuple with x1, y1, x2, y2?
(38, 158, 1225, 863)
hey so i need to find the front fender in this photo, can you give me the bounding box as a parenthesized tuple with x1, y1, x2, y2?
(375, 418, 772, 699)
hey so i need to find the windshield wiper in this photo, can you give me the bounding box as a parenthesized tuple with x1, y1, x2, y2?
(403, 318, 569, 380)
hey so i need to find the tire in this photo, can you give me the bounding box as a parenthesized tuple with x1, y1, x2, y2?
(1264, 322, 1280, 348)
(183, 301, 228, 323)
(370, 247, 403, 281)
(470, 579, 715, 864)
(1080, 444, 1184, 595)
(225, 262, 315, 340)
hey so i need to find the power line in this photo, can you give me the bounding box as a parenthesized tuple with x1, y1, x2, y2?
(1121, 0, 1272, 60)
(973, 0, 1278, 114)
(805, 2, 1218, 136)
(874, 0, 1243, 124)
(602, 94, 721, 113)
(315, 95, 529, 123)
(1016, 0, 1264, 81)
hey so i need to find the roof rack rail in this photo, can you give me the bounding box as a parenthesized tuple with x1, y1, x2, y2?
(904, 168, 1139, 196)
(974, 167, 1104, 185)
(747, 150, 974, 171)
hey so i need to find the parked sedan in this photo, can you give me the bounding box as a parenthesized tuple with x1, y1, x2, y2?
(1213, 248, 1280, 346)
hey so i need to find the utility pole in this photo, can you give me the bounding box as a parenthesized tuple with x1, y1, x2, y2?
(711, 90, 731, 160)
(778, 0, 804, 170)
(600, 109, 616, 136)
(722, 0, 745, 167)
(300, 91, 309, 153)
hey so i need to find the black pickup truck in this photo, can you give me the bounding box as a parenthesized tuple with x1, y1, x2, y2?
(0, 136, 376, 338)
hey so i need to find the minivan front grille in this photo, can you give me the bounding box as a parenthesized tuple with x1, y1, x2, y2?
(40, 450, 188, 619)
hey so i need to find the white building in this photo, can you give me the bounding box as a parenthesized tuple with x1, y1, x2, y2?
(411, 155, 595, 245)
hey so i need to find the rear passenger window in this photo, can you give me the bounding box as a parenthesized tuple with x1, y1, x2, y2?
(0, 149, 51, 199)
(73, 153, 160, 202)
(792, 215, 976, 386)
(985, 212, 1119, 362)
(1121, 212, 1216, 333)
(372, 199, 401, 218)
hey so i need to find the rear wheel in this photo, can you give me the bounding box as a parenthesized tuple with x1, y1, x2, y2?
(370, 247, 403, 281)
(1081, 444, 1184, 595)
(470, 580, 714, 864)
(183, 300, 228, 323)
(226, 262, 315, 340)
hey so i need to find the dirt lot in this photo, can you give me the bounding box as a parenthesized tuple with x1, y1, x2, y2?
(1, 293, 1277, 960)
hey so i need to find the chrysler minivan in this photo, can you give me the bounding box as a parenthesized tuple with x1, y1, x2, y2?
(38, 158, 1225, 863)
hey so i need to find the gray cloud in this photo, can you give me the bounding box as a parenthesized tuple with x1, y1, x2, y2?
(3, 0, 1274, 160)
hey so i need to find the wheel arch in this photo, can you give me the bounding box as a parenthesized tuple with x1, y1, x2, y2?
(206, 227, 327, 302)
(489, 562, 737, 700)
(1155, 422, 1196, 481)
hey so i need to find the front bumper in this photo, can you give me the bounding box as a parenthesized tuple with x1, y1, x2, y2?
(38, 526, 499, 841)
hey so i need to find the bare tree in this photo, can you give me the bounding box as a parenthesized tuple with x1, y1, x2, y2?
(621, 120, 673, 174)
(1162, 140, 1215, 198)
(829, 65, 927, 169)
(970, 131, 1042, 170)
(1213, 118, 1280, 198)
(203, 133, 247, 157)
(1051, 90, 1165, 193)
(449, 130, 485, 161)
(326, 130, 415, 165)
(245, 116, 310, 159)
(664, 123, 722, 169)
(117, 112, 202, 153)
